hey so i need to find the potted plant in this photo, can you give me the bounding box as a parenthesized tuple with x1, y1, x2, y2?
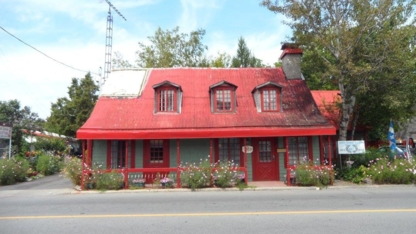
(160, 177, 173, 188)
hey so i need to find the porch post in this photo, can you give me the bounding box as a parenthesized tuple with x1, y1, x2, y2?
(124, 141, 128, 189)
(243, 138, 248, 185)
(328, 136, 332, 166)
(81, 140, 86, 190)
(176, 139, 181, 188)
(209, 138, 213, 164)
(285, 137, 291, 186)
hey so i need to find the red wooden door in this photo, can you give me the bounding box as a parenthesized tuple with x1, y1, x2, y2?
(252, 138, 278, 181)
(143, 140, 170, 182)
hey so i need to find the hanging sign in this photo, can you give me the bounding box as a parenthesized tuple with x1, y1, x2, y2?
(337, 140, 366, 154)
(0, 125, 12, 139)
(242, 146, 253, 154)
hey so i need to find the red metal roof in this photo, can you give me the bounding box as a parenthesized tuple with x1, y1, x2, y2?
(77, 68, 336, 139)
(311, 90, 341, 129)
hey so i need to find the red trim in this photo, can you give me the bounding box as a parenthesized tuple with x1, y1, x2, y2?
(78, 127, 336, 139)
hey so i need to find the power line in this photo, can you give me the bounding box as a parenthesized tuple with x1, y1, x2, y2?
(0, 26, 100, 76)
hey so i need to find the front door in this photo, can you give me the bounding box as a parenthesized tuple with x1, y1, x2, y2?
(252, 138, 278, 181)
(143, 140, 170, 182)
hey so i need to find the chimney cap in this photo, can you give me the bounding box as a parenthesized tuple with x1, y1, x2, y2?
(280, 43, 303, 59)
(281, 43, 300, 50)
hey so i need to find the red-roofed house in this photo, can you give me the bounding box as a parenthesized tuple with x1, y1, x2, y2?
(77, 45, 336, 188)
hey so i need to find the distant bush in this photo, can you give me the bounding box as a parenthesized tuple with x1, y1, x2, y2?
(61, 156, 82, 186)
(36, 152, 61, 175)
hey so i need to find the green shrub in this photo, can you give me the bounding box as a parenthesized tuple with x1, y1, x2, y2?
(0, 157, 29, 185)
(336, 166, 367, 184)
(36, 152, 61, 175)
(294, 160, 333, 188)
(212, 160, 238, 188)
(95, 171, 124, 190)
(366, 157, 415, 184)
(180, 159, 211, 190)
(61, 156, 82, 186)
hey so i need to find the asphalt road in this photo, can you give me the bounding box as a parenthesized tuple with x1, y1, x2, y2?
(1, 175, 416, 234)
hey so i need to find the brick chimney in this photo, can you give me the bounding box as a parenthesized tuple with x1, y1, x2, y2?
(280, 43, 303, 80)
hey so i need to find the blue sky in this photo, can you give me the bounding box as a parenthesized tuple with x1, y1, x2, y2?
(0, 0, 291, 119)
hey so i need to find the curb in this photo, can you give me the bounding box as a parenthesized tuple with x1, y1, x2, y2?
(69, 183, 416, 194)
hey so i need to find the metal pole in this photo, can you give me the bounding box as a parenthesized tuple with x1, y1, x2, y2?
(8, 128, 12, 159)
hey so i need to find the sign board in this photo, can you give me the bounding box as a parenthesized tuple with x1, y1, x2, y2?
(337, 140, 366, 154)
(0, 125, 12, 139)
(277, 148, 286, 153)
(242, 146, 253, 154)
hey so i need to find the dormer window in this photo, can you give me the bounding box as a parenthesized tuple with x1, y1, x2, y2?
(252, 82, 282, 113)
(158, 87, 176, 112)
(261, 88, 279, 111)
(153, 81, 182, 114)
(210, 81, 237, 113)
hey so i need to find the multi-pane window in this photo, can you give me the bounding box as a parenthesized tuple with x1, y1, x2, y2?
(111, 140, 131, 169)
(258, 141, 272, 162)
(150, 140, 164, 163)
(262, 88, 279, 111)
(215, 88, 233, 112)
(288, 137, 309, 165)
(158, 88, 176, 112)
(218, 138, 240, 165)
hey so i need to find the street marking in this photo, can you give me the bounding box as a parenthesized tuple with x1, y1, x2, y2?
(1, 209, 416, 220)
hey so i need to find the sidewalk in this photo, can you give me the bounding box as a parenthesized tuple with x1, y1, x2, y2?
(71, 180, 411, 194)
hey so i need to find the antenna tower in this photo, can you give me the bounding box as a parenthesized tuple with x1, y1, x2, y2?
(103, 0, 126, 85)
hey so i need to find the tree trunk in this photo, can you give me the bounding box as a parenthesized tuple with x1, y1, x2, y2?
(338, 83, 355, 141)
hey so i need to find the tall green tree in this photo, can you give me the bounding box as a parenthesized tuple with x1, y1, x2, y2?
(231, 37, 263, 68)
(0, 100, 44, 155)
(46, 73, 99, 137)
(261, 0, 416, 140)
(135, 26, 208, 68)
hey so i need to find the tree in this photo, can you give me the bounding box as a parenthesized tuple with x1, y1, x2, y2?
(46, 73, 99, 137)
(211, 51, 232, 68)
(231, 37, 263, 68)
(112, 51, 133, 69)
(261, 0, 416, 140)
(0, 100, 44, 155)
(135, 26, 208, 68)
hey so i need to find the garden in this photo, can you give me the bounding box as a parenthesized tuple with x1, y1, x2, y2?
(0, 137, 67, 186)
(61, 157, 248, 191)
(290, 147, 416, 188)
(3, 138, 415, 190)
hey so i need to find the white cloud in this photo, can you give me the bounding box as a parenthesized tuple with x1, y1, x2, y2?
(178, 0, 222, 32)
